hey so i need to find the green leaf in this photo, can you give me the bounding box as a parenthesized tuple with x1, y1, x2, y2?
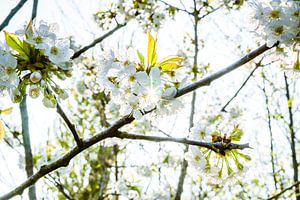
(4, 31, 27, 56)
(157, 55, 185, 70)
(230, 125, 243, 142)
(129, 185, 141, 196)
(33, 153, 43, 166)
(0, 120, 5, 140)
(147, 32, 157, 70)
(0, 107, 13, 115)
(137, 50, 145, 69)
(238, 152, 251, 161)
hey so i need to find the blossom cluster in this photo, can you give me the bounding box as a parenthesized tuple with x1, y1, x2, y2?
(186, 109, 250, 183)
(94, 0, 167, 30)
(98, 33, 185, 119)
(0, 21, 74, 107)
(251, 0, 299, 48)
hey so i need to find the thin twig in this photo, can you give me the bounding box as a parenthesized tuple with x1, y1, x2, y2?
(199, 5, 221, 20)
(267, 181, 300, 200)
(71, 23, 126, 59)
(46, 174, 74, 200)
(261, 72, 278, 190)
(0, 0, 28, 31)
(56, 102, 83, 148)
(220, 61, 261, 112)
(158, 0, 192, 15)
(116, 132, 250, 152)
(0, 43, 274, 200)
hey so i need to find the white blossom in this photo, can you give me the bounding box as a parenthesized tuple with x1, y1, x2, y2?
(45, 39, 73, 65)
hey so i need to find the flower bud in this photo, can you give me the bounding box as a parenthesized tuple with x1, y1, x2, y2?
(42, 97, 57, 108)
(59, 90, 68, 100)
(29, 85, 40, 98)
(30, 71, 42, 83)
(163, 87, 177, 99)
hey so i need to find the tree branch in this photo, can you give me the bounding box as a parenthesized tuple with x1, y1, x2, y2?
(175, 43, 273, 98)
(56, 102, 83, 148)
(71, 23, 126, 59)
(0, 0, 28, 31)
(267, 181, 300, 200)
(116, 132, 250, 152)
(0, 43, 273, 200)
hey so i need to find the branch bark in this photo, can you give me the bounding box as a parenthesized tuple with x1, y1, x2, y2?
(0, 43, 274, 200)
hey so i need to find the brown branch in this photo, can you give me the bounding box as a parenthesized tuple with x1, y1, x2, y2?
(267, 181, 300, 200)
(175, 43, 273, 98)
(116, 132, 250, 152)
(71, 23, 126, 59)
(0, 43, 274, 200)
(56, 102, 83, 148)
(0, 0, 28, 31)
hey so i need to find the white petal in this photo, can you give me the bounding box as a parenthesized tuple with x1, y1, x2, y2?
(149, 67, 161, 87)
(136, 71, 150, 87)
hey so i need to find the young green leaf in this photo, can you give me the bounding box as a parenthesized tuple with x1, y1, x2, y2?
(4, 31, 27, 56)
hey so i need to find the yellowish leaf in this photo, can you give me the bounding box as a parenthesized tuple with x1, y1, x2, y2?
(147, 32, 157, 70)
(0, 120, 5, 140)
(157, 55, 185, 70)
(0, 107, 13, 115)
